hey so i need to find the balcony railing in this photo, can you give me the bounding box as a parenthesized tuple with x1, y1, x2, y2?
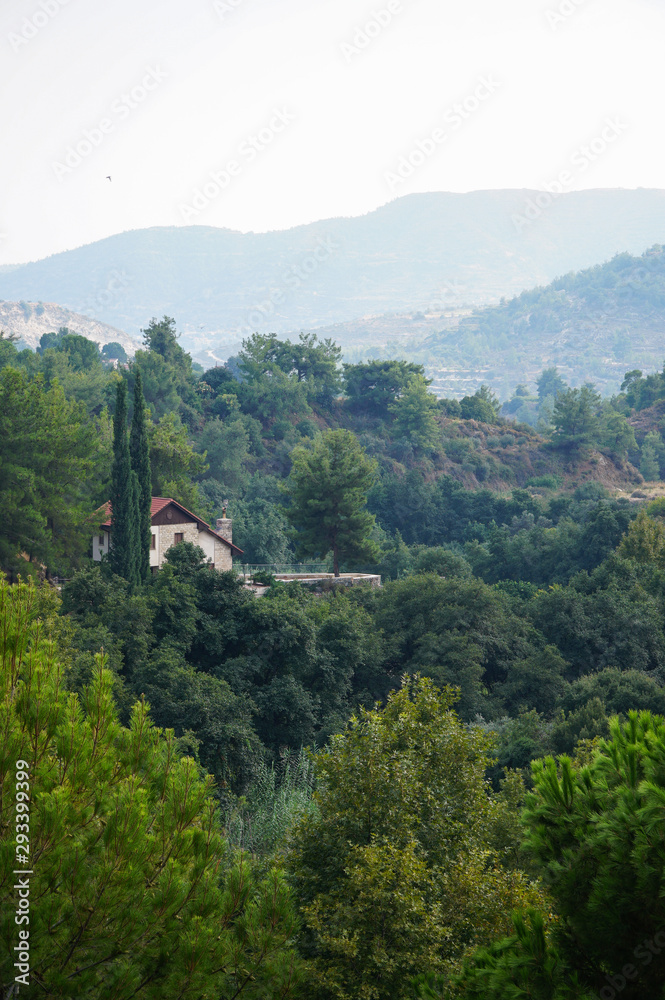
(239, 562, 329, 577)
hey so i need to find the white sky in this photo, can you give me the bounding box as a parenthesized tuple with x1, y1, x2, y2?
(1, 0, 663, 263)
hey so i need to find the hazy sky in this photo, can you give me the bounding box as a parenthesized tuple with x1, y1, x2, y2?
(1, 0, 663, 263)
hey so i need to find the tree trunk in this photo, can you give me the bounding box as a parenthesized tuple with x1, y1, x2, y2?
(333, 544, 340, 578)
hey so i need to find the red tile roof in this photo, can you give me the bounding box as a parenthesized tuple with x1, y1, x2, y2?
(94, 497, 243, 555)
(151, 497, 172, 516)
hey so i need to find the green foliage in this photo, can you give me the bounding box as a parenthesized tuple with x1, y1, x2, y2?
(639, 430, 665, 480)
(283, 429, 378, 576)
(229, 497, 293, 564)
(497, 646, 568, 717)
(551, 385, 601, 451)
(129, 368, 152, 582)
(223, 749, 316, 855)
(37, 327, 68, 354)
(523, 713, 665, 998)
(101, 341, 128, 362)
(141, 314, 189, 369)
(443, 910, 595, 1000)
(0, 367, 97, 574)
(342, 359, 426, 417)
(389, 374, 440, 451)
(460, 385, 501, 424)
(109, 380, 135, 582)
(537, 367, 568, 403)
(56, 332, 102, 371)
(0, 578, 304, 999)
(288, 677, 541, 1000)
(149, 412, 208, 510)
(373, 573, 536, 720)
(198, 415, 253, 490)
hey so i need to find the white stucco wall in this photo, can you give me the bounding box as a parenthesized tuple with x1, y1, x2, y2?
(92, 529, 109, 562)
(197, 529, 215, 564)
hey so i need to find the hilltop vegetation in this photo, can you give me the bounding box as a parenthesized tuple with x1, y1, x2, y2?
(0, 315, 648, 580)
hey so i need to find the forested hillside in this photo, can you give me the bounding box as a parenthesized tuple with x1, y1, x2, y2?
(3, 316, 665, 998)
(419, 244, 665, 397)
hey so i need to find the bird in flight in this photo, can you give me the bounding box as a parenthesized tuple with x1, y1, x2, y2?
(106, 175, 112, 182)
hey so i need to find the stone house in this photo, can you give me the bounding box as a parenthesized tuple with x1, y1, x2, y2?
(93, 497, 243, 572)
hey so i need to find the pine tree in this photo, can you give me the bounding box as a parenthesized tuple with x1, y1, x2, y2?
(282, 429, 378, 576)
(130, 368, 152, 582)
(109, 379, 134, 581)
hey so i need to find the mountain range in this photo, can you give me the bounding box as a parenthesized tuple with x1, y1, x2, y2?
(1, 189, 664, 371)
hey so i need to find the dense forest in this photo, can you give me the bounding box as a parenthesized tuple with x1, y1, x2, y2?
(3, 316, 665, 998)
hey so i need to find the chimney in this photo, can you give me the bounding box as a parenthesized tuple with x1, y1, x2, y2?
(216, 507, 232, 543)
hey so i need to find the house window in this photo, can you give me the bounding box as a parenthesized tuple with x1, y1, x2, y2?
(150, 534, 156, 550)
(98, 535, 104, 546)
(174, 532, 184, 545)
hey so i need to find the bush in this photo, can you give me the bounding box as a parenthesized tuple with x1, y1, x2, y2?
(525, 474, 562, 489)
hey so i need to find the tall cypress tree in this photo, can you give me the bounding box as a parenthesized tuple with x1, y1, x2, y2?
(129, 369, 152, 582)
(129, 470, 141, 586)
(109, 380, 133, 580)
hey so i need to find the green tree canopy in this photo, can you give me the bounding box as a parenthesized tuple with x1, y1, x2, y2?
(537, 366, 568, 403)
(0, 367, 97, 575)
(149, 412, 208, 511)
(287, 676, 541, 1000)
(282, 429, 378, 576)
(521, 712, 665, 998)
(342, 360, 427, 417)
(459, 385, 501, 424)
(109, 379, 136, 583)
(388, 374, 440, 451)
(551, 385, 601, 450)
(101, 341, 129, 363)
(130, 368, 152, 582)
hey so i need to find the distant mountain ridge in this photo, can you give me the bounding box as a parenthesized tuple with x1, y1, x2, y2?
(0, 190, 664, 362)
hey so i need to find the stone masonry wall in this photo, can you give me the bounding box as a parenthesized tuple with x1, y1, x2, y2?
(214, 539, 233, 571)
(160, 521, 200, 565)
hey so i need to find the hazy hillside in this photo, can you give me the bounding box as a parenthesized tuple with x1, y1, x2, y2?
(1, 190, 664, 361)
(415, 245, 665, 398)
(0, 300, 139, 354)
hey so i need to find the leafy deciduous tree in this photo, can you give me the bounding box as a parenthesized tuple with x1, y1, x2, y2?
(287, 676, 542, 1000)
